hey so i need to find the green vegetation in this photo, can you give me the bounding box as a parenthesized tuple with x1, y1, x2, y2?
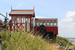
(0, 30, 75, 50)
(56, 36, 74, 46)
(0, 31, 57, 50)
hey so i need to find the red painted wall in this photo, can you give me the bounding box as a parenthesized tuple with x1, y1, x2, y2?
(34, 26, 58, 34)
(10, 15, 31, 31)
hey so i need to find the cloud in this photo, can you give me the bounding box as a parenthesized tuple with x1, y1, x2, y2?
(61, 18, 73, 22)
(59, 11, 75, 37)
(61, 11, 75, 23)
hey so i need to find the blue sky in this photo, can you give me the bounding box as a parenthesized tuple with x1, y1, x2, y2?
(0, 0, 75, 38)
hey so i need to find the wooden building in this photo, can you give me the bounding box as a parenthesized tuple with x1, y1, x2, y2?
(9, 8, 35, 32)
(34, 18, 58, 38)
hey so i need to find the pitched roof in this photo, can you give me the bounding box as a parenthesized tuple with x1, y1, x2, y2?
(9, 10, 35, 16)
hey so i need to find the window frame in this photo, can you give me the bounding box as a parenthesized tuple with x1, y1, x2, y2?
(22, 17, 25, 23)
(54, 22, 57, 26)
(35, 22, 39, 26)
(43, 22, 46, 26)
(12, 17, 16, 23)
(26, 18, 30, 23)
(39, 22, 42, 26)
(50, 22, 53, 26)
(17, 17, 21, 23)
(47, 22, 49, 26)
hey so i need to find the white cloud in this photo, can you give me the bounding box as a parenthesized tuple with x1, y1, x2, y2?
(59, 11, 75, 37)
(61, 18, 73, 22)
(66, 11, 75, 18)
(61, 11, 75, 23)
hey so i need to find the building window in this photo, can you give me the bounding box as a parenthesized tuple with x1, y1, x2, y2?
(54, 23, 57, 26)
(17, 17, 21, 23)
(35, 22, 39, 26)
(22, 17, 25, 23)
(40, 22, 42, 25)
(43, 23, 46, 26)
(12, 17, 16, 23)
(50, 23, 53, 26)
(26, 18, 30, 23)
(47, 22, 49, 26)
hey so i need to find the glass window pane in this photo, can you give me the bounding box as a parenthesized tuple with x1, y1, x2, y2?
(43, 23, 46, 26)
(26, 18, 30, 23)
(50, 23, 53, 26)
(17, 17, 21, 23)
(12, 17, 16, 23)
(54, 23, 57, 26)
(40, 22, 42, 25)
(35, 22, 38, 26)
(22, 17, 25, 23)
(47, 23, 49, 26)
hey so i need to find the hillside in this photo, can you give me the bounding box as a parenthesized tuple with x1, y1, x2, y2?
(0, 31, 57, 50)
(56, 36, 74, 46)
(0, 31, 74, 50)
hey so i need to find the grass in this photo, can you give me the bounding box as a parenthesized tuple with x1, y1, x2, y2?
(0, 31, 57, 50)
(56, 36, 74, 46)
(0, 30, 75, 50)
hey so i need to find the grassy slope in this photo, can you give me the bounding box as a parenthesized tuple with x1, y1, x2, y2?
(56, 36, 74, 46)
(0, 31, 57, 50)
(0, 31, 74, 50)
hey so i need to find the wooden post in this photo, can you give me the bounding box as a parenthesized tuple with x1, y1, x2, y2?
(17, 22, 18, 32)
(14, 21, 15, 32)
(6, 12, 7, 31)
(25, 21, 27, 32)
(30, 16, 31, 31)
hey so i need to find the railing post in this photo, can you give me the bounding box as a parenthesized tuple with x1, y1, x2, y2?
(0, 35, 2, 50)
(25, 21, 27, 32)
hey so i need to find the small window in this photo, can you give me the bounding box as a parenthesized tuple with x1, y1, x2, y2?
(35, 22, 39, 26)
(40, 22, 42, 25)
(50, 23, 53, 26)
(12, 17, 16, 23)
(17, 17, 21, 23)
(26, 18, 30, 23)
(43, 23, 46, 26)
(47, 23, 49, 26)
(54, 23, 57, 26)
(22, 17, 25, 23)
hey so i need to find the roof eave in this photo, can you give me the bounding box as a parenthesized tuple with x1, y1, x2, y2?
(9, 14, 32, 15)
(9, 14, 35, 17)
